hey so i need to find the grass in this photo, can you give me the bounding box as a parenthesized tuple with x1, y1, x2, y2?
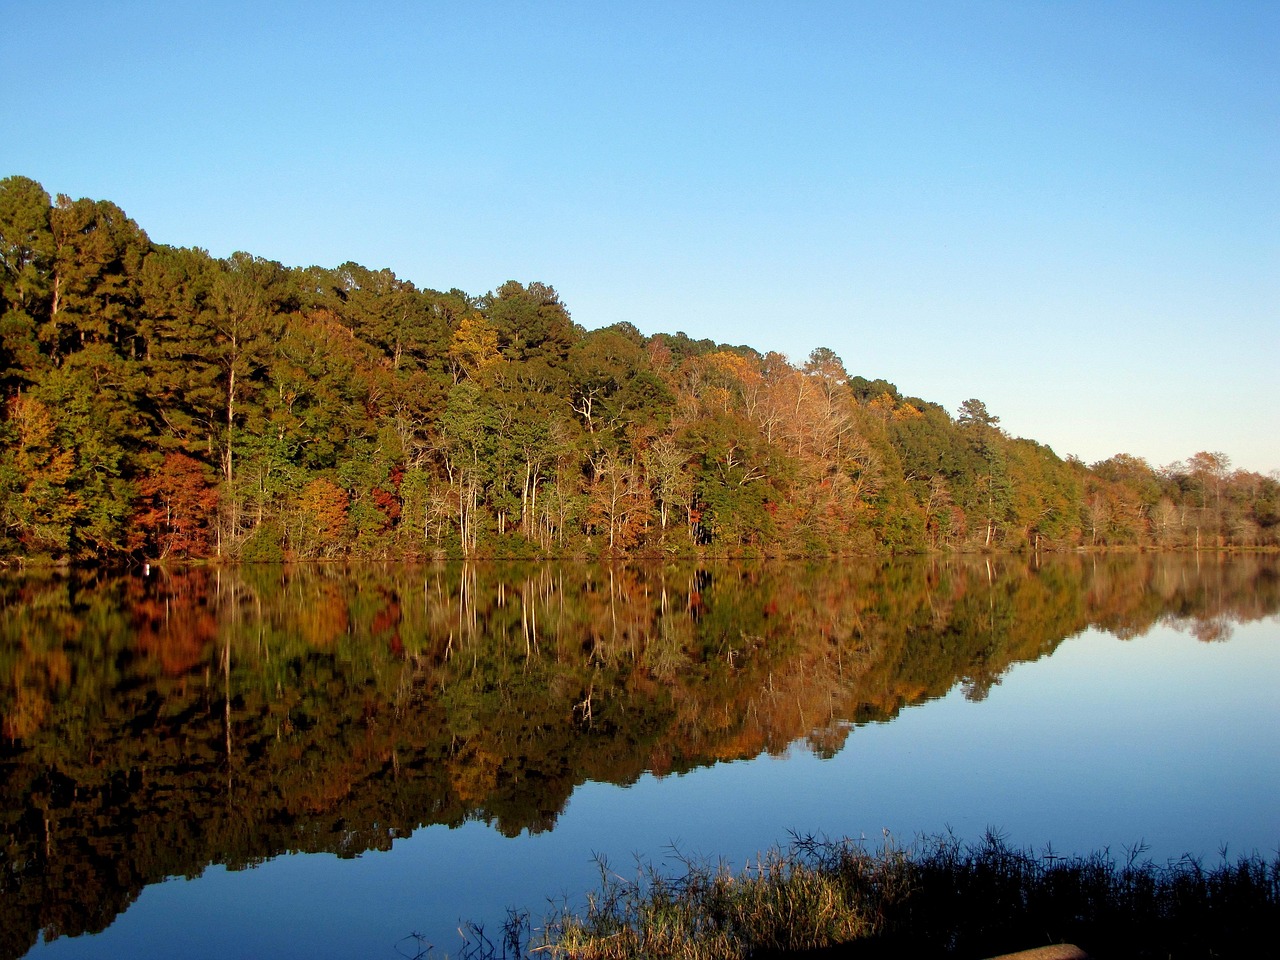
(433, 830, 1279, 960)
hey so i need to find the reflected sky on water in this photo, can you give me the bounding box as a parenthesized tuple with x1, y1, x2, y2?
(6, 556, 1278, 960)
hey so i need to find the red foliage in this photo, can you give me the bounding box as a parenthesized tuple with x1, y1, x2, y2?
(133, 453, 219, 559)
(372, 486, 401, 526)
(370, 597, 401, 636)
(129, 571, 219, 674)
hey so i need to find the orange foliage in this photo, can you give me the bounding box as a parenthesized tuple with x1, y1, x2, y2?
(134, 453, 219, 558)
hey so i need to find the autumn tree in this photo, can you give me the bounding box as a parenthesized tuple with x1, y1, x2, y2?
(133, 453, 219, 558)
(0, 395, 77, 554)
(1186, 451, 1232, 547)
(448, 315, 501, 383)
(290, 477, 350, 559)
(585, 448, 650, 551)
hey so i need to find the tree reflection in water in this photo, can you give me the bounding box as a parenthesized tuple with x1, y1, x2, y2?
(0, 554, 1276, 959)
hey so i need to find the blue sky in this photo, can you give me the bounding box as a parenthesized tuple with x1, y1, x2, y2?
(4, 1, 1277, 472)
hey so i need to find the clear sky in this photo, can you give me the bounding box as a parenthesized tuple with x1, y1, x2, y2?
(4, 1, 1277, 473)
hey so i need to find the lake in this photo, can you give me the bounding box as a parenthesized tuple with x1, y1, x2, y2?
(2, 555, 1277, 960)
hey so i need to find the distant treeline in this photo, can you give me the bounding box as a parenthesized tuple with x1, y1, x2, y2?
(1, 175, 1276, 561)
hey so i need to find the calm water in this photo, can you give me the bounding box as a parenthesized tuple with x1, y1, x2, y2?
(2, 556, 1277, 960)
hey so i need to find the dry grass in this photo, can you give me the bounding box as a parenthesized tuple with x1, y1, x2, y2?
(445, 830, 1279, 960)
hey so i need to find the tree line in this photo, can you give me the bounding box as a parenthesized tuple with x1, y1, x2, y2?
(1, 175, 1276, 561)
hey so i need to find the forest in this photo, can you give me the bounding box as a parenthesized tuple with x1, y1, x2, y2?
(1, 175, 1277, 562)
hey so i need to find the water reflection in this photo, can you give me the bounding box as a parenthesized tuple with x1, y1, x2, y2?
(1, 554, 1276, 959)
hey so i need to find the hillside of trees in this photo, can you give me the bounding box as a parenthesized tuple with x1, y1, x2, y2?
(1, 175, 1277, 562)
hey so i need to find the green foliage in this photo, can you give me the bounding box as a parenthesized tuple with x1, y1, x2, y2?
(848, 375, 899, 403)
(238, 520, 285, 562)
(0, 177, 1274, 561)
(0, 176, 55, 391)
(483, 280, 574, 363)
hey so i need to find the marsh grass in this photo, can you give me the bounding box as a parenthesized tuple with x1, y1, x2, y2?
(450, 830, 1278, 960)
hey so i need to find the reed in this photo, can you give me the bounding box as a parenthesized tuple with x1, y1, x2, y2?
(450, 830, 1278, 960)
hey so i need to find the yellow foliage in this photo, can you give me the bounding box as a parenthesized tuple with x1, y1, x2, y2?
(706, 350, 760, 385)
(9, 395, 74, 482)
(449, 316, 501, 377)
(868, 392, 897, 417)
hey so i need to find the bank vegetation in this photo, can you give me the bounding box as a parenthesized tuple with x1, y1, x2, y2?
(456, 832, 1278, 960)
